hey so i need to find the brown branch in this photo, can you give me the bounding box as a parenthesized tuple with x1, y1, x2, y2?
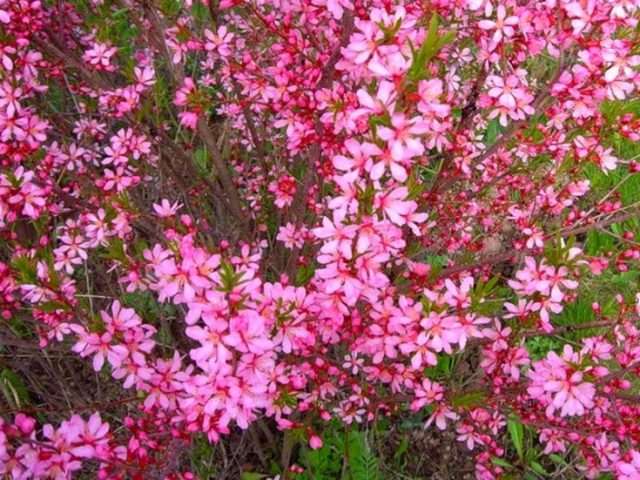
(280, 13, 355, 277)
(519, 319, 620, 339)
(144, 2, 250, 237)
(433, 209, 640, 280)
(207, 0, 219, 26)
(561, 209, 640, 237)
(231, 78, 269, 175)
(431, 58, 570, 196)
(0, 395, 140, 416)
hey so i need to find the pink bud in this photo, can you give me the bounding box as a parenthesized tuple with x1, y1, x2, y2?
(309, 434, 323, 450)
(410, 261, 431, 277)
(14, 413, 36, 434)
(588, 258, 608, 276)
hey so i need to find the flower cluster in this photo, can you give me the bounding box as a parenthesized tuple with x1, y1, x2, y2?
(1, 0, 640, 478)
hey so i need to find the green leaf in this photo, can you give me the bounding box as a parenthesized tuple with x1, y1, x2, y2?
(507, 415, 524, 461)
(110, 7, 130, 18)
(368, 113, 391, 138)
(11, 255, 38, 284)
(491, 456, 513, 468)
(194, 147, 210, 173)
(37, 301, 70, 313)
(295, 265, 315, 286)
(549, 454, 567, 465)
(407, 15, 456, 82)
(425, 354, 454, 379)
(347, 431, 380, 480)
(218, 260, 246, 291)
(242, 474, 267, 480)
(451, 391, 485, 409)
(101, 237, 127, 262)
(530, 461, 548, 477)
(425, 14, 439, 55)
(0, 369, 30, 408)
(484, 118, 501, 146)
(393, 436, 409, 462)
(377, 18, 403, 43)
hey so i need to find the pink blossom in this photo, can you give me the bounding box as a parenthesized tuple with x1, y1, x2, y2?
(527, 346, 596, 417)
(153, 199, 183, 217)
(82, 42, 117, 70)
(478, 6, 519, 43)
(204, 26, 234, 57)
(377, 113, 427, 162)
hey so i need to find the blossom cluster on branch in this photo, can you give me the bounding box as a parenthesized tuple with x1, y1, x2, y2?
(0, 0, 640, 478)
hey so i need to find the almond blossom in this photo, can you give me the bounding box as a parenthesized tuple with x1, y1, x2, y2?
(2, 0, 640, 478)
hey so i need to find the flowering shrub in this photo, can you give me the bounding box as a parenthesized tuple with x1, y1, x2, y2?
(1, 0, 640, 478)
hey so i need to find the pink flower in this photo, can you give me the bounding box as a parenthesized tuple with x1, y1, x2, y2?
(456, 423, 483, 450)
(596, 146, 618, 172)
(0, 9, 11, 24)
(344, 19, 383, 65)
(178, 110, 199, 129)
(594, 433, 620, 469)
(0, 82, 22, 118)
(417, 79, 450, 118)
(333, 139, 382, 173)
(443, 277, 474, 309)
(487, 75, 527, 110)
(277, 222, 308, 249)
(313, 0, 354, 20)
(71, 413, 110, 459)
(313, 215, 358, 259)
(153, 199, 183, 217)
(353, 81, 397, 118)
(134, 66, 156, 91)
(478, 6, 519, 43)
(101, 300, 142, 334)
(504, 299, 541, 321)
(419, 312, 461, 355)
(411, 378, 443, 410)
(618, 451, 640, 480)
(174, 78, 196, 107)
(71, 327, 129, 372)
(269, 175, 297, 209)
(527, 346, 595, 417)
(369, 147, 408, 182)
(377, 113, 427, 162)
(82, 42, 117, 70)
(425, 405, 459, 430)
(204, 26, 234, 57)
(565, 0, 597, 34)
(373, 186, 416, 226)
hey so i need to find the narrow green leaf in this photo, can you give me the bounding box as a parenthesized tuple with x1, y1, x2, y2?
(426, 14, 440, 53)
(549, 454, 567, 465)
(242, 474, 267, 480)
(530, 461, 548, 476)
(37, 301, 70, 313)
(508, 416, 524, 461)
(0, 369, 30, 408)
(491, 456, 513, 468)
(451, 391, 485, 409)
(393, 436, 409, 461)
